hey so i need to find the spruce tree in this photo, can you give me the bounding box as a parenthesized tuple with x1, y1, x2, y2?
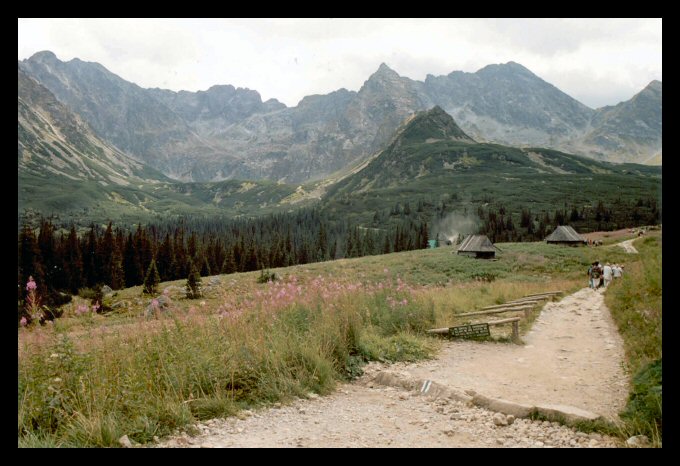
(143, 259, 160, 295)
(200, 256, 211, 277)
(221, 249, 237, 274)
(185, 259, 202, 299)
(109, 245, 125, 290)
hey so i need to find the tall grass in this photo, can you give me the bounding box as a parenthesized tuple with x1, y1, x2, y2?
(605, 234, 662, 445)
(18, 279, 438, 447)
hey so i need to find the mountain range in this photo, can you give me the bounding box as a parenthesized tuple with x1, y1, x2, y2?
(19, 52, 661, 186)
(18, 52, 661, 227)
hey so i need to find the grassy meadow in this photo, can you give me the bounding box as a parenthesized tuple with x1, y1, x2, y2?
(604, 233, 662, 445)
(18, 233, 659, 447)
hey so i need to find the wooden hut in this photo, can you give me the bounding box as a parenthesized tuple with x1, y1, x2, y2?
(545, 225, 586, 246)
(456, 235, 496, 259)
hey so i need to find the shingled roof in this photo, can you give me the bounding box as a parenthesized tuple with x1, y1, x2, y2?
(545, 225, 586, 243)
(457, 234, 496, 253)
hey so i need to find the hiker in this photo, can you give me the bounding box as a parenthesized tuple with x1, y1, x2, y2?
(603, 263, 613, 287)
(587, 263, 593, 288)
(590, 262, 601, 289)
(613, 264, 622, 279)
(597, 262, 605, 288)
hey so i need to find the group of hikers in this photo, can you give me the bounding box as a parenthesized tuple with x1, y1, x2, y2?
(588, 262, 624, 289)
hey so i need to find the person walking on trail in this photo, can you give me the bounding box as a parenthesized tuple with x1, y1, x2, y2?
(587, 263, 594, 288)
(590, 262, 601, 290)
(613, 264, 622, 279)
(603, 263, 613, 288)
(597, 262, 605, 288)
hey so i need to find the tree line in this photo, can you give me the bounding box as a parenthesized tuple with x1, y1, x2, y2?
(477, 197, 661, 243)
(17, 209, 429, 323)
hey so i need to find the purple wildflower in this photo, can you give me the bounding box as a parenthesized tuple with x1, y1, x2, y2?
(26, 277, 37, 291)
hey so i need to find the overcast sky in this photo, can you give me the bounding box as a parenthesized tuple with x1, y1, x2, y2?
(18, 18, 661, 109)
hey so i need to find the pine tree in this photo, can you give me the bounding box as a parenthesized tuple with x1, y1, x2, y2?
(82, 224, 98, 287)
(37, 219, 57, 292)
(98, 222, 115, 286)
(221, 248, 237, 274)
(143, 259, 160, 295)
(63, 224, 83, 293)
(200, 256, 211, 277)
(109, 244, 125, 290)
(185, 259, 202, 299)
(156, 233, 174, 281)
(123, 232, 143, 287)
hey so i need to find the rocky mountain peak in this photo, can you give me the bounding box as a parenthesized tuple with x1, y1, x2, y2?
(396, 106, 475, 144)
(365, 62, 401, 84)
(643, 80, 662, 94)
(28, 50, 58, 63)
(477, 61, 537, 79)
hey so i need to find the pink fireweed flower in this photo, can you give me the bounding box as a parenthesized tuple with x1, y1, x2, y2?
(20, 317, 27, 326)
(26, 277, 37, 291)
(92, 301, 100, 313)
(383, 268, 389, 274)
(151, 299, 159, 308)
(76, 304, 88, 316)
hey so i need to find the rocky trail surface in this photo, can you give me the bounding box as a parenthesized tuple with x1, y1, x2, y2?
(153, 287, 629, 448)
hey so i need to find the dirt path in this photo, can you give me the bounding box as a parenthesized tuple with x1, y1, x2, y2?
(618, 239, 639, 254)
(402, 287, 629, 420)
(153, 288, 628, 448)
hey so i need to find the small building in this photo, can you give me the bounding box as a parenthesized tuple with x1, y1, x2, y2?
(545, 225, 586, 246)
(456, 234, 496, 259)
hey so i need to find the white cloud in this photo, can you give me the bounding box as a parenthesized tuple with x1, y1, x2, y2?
(18, 18, 661, 108)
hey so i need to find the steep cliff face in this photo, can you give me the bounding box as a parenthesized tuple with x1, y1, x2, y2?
(18, 65, 167, 185)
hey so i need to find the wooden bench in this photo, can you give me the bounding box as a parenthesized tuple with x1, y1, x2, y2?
(427, 316, 522, 342)
(427, 291, 563, 344)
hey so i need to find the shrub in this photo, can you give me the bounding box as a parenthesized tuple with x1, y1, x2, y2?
(256, 269, 278, 284)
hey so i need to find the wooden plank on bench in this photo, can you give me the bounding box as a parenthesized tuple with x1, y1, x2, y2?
(460, 305, 533, 317)
(522, 291, 563, 298)
(481, 301, 539, 310)
(487, 317, 521, 325)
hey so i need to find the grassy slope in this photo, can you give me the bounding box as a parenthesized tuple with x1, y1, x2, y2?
(18, 234, 659, 447)
(604, 233, 662, 443)
(19, 175, 306, 226)
(321, 139, 661, 226)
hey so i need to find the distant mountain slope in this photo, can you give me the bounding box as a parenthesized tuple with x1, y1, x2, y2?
(575, 80, 662, 162)
(321, 107, 661, 225)
(19, 51, 230, 180)
(18, 66, 304, 225)
(20, 51, 661, 186)
(18, 66, 171, 185)
(422, 62, 593, 145)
